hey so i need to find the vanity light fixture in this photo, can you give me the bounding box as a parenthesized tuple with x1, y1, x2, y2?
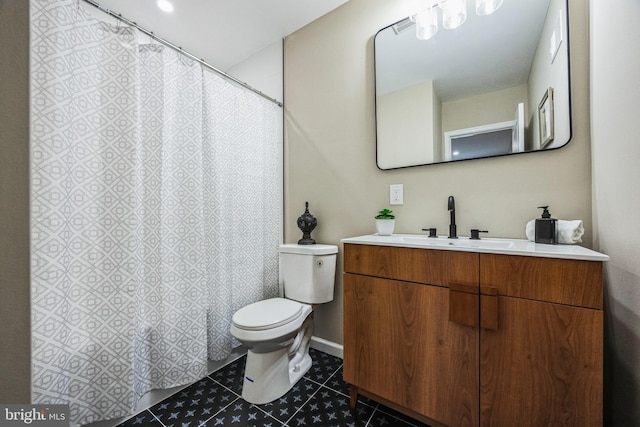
(412, 0, 503, 41)
(156, 0, 174, 13)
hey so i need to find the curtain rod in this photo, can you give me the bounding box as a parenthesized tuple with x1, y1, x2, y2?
(80, 0, 283, 108)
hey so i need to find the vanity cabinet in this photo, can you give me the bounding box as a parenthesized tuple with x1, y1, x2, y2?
(343, 243, 603, 427)
(343, 244, 480, 426)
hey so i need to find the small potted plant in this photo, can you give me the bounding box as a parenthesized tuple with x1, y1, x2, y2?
(375, 208, 395, 236)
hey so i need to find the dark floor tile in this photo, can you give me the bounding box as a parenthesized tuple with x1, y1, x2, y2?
(117, 410, 163, 426)
(370, 405, 431, 427)
(199, 399, 282, 427)
(323, 366, 349, 396)
(255, 377, 321, 423)
(285, 387, 375, 427)
(148, 377, 238, 427)
(209, 356, 246, 394)
(323, 367, 378, 409)
(305, 349, 343, 385)
(120, 350, 371, 427)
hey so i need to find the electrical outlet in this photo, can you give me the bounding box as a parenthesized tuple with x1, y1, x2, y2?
(390, 184, 403, 205)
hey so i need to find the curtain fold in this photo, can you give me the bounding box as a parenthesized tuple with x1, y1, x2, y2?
(30, 1, 281, 425)
(131, 43, 210, 400)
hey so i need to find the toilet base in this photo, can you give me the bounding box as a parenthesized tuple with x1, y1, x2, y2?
(241, 317, 313, 404)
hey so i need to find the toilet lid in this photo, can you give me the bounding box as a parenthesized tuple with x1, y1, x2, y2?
(232, 298, 304, 331)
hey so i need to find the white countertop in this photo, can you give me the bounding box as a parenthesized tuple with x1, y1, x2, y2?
(340, 234, 609, 262)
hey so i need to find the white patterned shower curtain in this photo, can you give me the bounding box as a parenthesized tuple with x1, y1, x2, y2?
(30, 1, 281, 425)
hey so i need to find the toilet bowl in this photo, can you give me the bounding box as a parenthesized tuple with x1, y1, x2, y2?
(231, 298, 314, 404)
(230, 244, 337, 404)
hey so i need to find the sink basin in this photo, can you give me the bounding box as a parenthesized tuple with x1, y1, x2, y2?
(399, 236, 515, 249)
(341, 234, 609, 261)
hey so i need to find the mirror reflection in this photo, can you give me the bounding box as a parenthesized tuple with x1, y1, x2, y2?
(375, 0, 571, 169)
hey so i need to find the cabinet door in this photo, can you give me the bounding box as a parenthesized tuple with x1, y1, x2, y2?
(480, 297, 603, 427)
(344, 273, 479, 426)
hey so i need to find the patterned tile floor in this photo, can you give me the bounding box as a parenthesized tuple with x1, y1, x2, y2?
(117, 348, 430, 427)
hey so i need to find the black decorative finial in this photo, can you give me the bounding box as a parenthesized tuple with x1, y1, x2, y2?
(297, 201, 317, 245)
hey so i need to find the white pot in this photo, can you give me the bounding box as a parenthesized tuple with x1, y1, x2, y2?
(376, 219, 395, 236)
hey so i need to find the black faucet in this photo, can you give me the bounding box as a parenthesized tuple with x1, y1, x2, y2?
(448, 196, 457, 239)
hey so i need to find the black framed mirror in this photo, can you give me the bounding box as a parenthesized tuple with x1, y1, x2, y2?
(375, 0, 571, 169)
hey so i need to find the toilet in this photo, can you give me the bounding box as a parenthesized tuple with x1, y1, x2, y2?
(230, 243, 338, 404)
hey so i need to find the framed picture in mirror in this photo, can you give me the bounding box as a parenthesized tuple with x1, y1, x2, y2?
(538, 87, 555, 148)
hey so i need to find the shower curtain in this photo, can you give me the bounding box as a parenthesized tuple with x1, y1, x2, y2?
(30, 0, 280, 425)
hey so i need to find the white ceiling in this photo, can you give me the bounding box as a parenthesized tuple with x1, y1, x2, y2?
(86, 0, 349, 71)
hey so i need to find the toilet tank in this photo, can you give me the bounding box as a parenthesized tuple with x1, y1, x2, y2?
(279, 244, 338, 304)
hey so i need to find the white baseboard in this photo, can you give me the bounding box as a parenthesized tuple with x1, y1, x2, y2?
(310, 335, 343, 359)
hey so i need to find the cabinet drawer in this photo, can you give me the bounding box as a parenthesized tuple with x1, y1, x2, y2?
(344, 243, 478, 287)
(479, 254, 603, 309)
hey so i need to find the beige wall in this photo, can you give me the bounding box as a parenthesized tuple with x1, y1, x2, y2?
(284, 0, 592, 345)
(442, 84, 527, 133)
(0, 0, 31, 402)
(378, 80, 439, 168)
(591, 1, 640, 425)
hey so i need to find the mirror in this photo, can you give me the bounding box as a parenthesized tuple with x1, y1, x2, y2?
(375, 0, 571, 169)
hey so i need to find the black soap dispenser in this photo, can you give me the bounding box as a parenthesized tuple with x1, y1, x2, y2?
(535, 206, 557, 244)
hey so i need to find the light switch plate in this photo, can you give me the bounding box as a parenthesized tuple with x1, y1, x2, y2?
(390, 184, 403, 205)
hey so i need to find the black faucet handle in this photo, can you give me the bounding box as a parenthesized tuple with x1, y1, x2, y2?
(470, 229, 489, 240)
(421, 227, 438, 238)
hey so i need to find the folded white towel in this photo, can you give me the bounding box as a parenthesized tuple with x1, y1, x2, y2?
(525, 220, 536, 241)
(525, 219, 584, 244)
(557, 219, 584, 244)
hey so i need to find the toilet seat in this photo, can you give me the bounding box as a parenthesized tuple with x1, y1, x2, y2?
(232, 298, 306, 331)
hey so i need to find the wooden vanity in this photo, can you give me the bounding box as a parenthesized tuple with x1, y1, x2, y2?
(342, 235, 607, 427)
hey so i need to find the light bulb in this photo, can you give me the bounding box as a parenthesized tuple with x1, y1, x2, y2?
(415, 7, 438, 40)
(475, 0, 503, 16)
(156, 0, 174, 13)
(440, 0, 467, 30)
